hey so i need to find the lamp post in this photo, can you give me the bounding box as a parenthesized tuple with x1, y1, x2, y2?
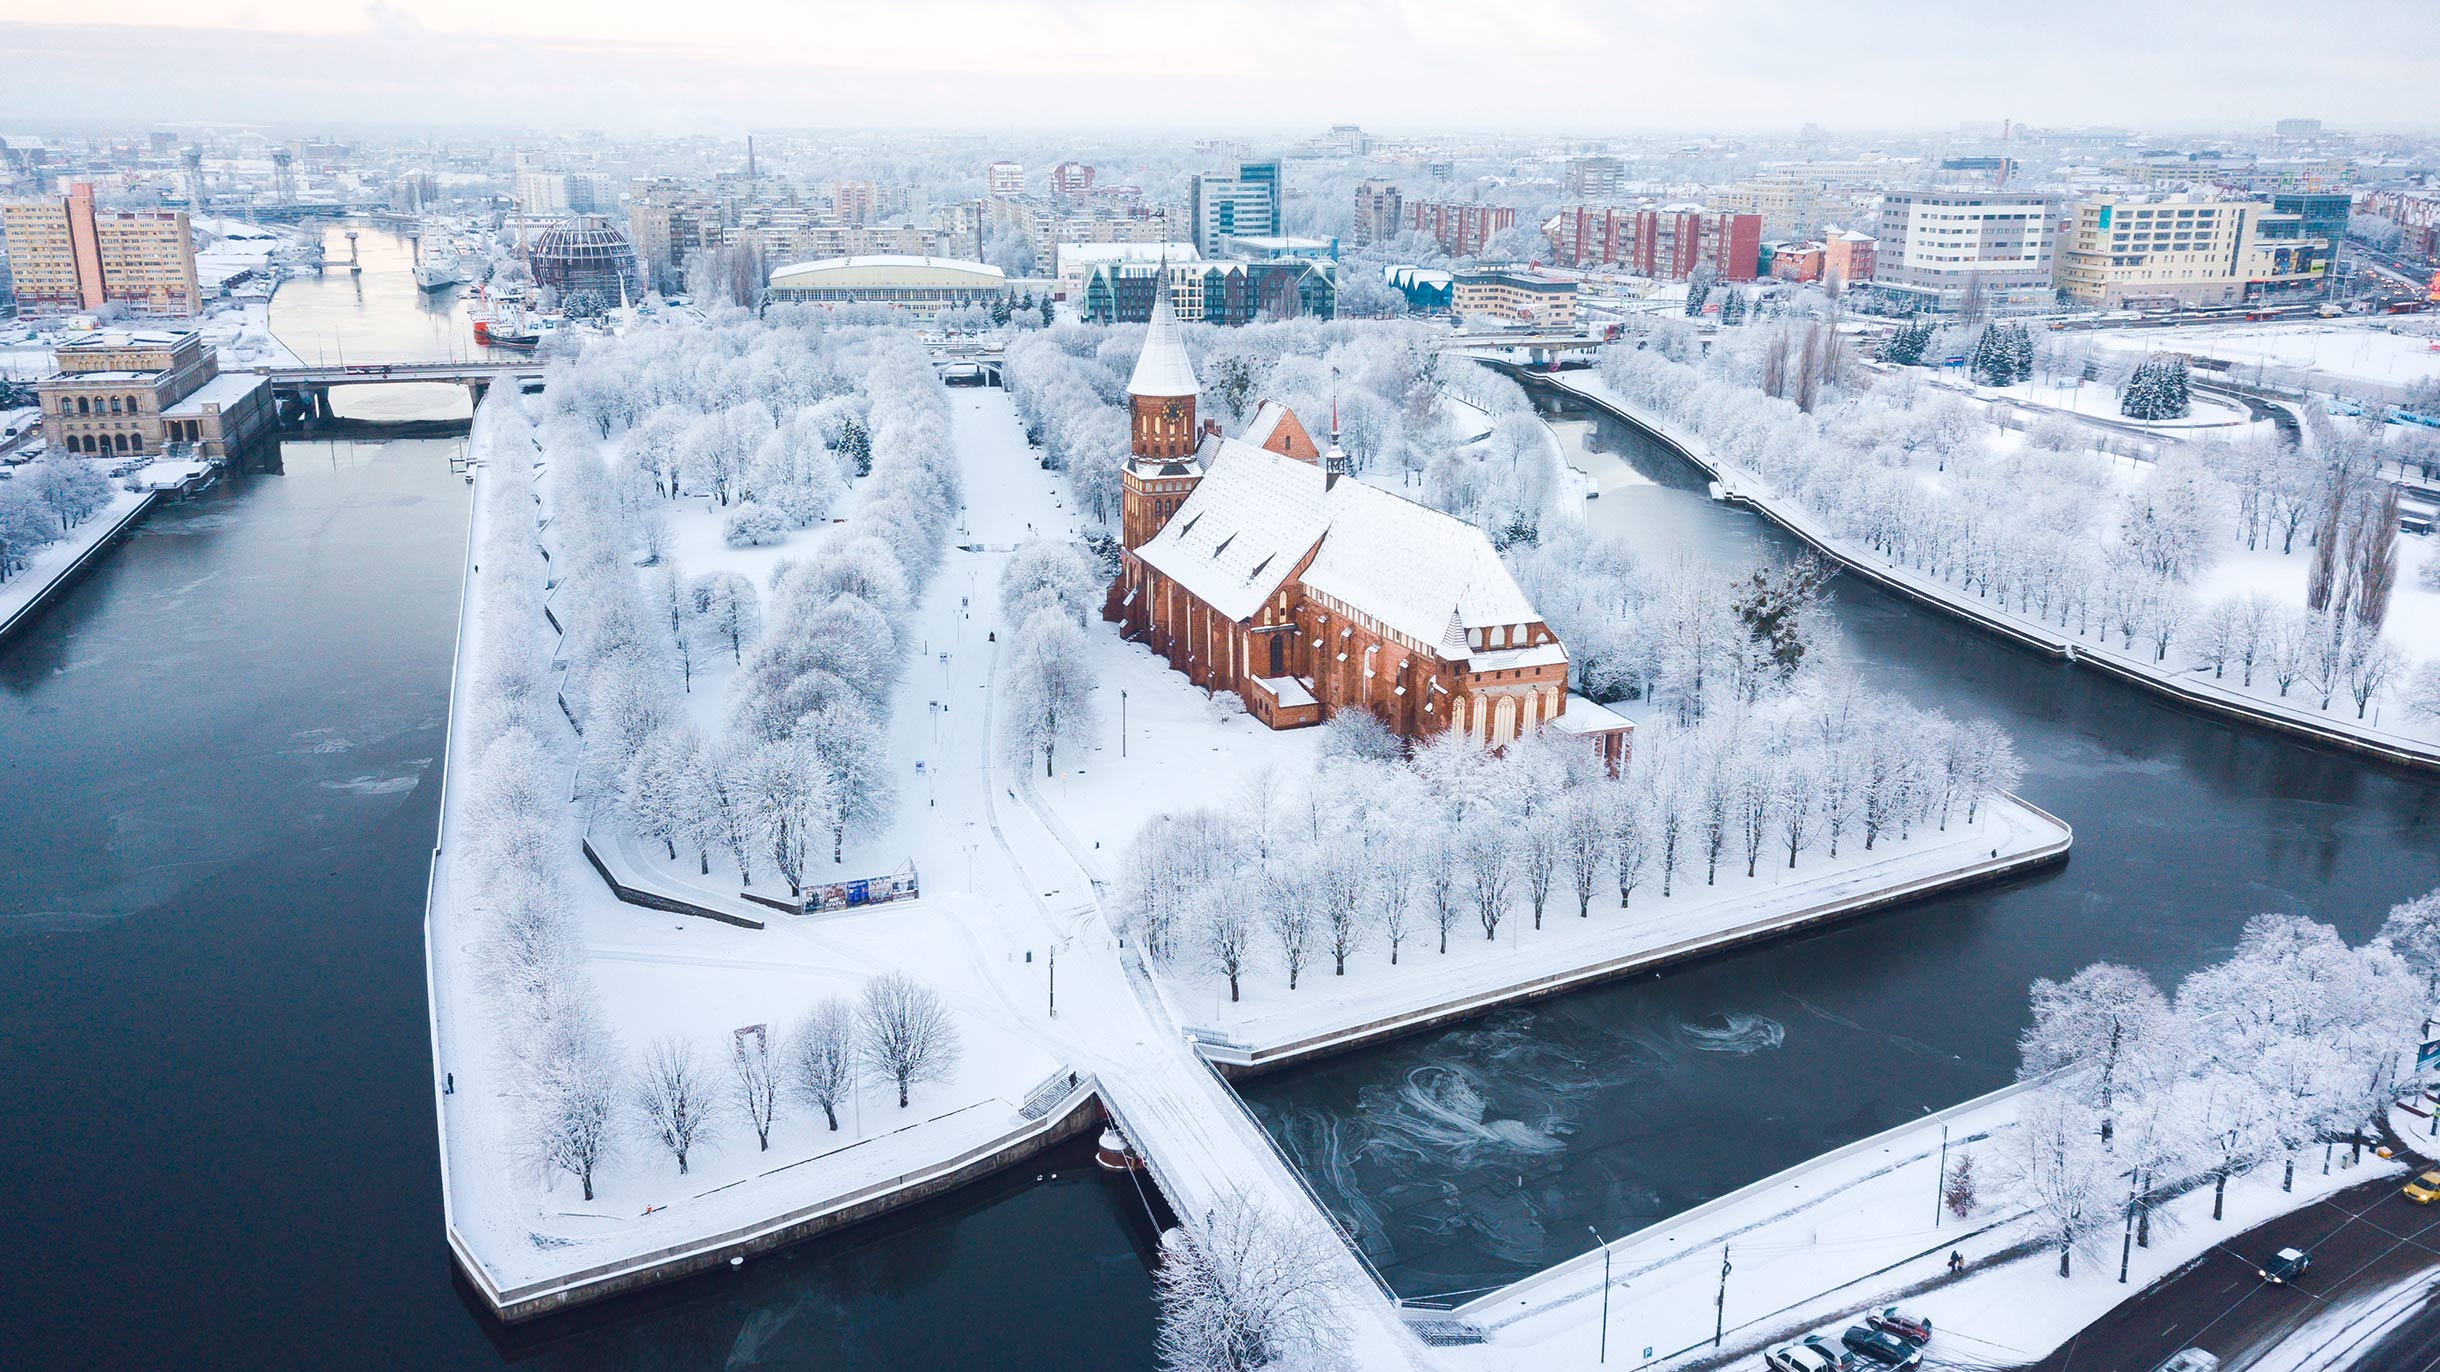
(1585, 1225, 1612, 1365)
(1934, 1121, 1950, 1227)
(1121, 689, 1129, 758)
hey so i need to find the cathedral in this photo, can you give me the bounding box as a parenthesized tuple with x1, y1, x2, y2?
(1104, 296, 1632, 771)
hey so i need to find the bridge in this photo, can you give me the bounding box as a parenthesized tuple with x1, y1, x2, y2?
(257, 362, 547, 419)
(928, 344, 1005, 386)
(1438, 331, 1612, 369)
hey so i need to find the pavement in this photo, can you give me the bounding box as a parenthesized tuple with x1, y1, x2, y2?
(2028, 1165, 2440, 1372)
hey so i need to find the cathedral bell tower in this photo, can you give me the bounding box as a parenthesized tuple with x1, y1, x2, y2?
(1118, 288, 1203, 551)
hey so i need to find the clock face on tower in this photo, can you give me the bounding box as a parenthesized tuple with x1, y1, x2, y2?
(1162, 401, 1182, 428)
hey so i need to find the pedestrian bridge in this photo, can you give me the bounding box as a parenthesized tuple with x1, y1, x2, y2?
(257, 362, 547, 418)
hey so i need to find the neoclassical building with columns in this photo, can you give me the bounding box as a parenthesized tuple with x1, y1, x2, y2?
(1103, 296, 1631, 770)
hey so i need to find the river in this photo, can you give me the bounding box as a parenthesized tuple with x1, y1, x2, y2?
(1237, 388, 2440, 1304)
(0, 223, 1158, 1371)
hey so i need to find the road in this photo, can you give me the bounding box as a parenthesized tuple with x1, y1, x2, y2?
(2337, 1284, 2440, 1371)
(2027, 1169, 2440, 1372)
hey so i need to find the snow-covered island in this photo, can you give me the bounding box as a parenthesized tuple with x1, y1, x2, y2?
(424, 301, 2080, 1366)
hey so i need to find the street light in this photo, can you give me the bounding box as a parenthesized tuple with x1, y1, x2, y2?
(1120, 689, 1128, 758)
(1585, 1225, 1612, 1365)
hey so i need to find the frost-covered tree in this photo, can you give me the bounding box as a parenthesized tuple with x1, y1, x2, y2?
(789, 996, 860, 1131)
(1154, 1190, 1349, 1372)
(1000, 539, 1104, 627)
(529, 1003, 620, 1202)
(737, 732, 837, 896)
(2019, 963, 2173, 1138)
(2001, 1087, 2114, 1278)
(634, 1034, 720, 1176)
(691, 571, 761, 663)
(858, 971, 962, 1108)
(1003, 607, 1098, 777)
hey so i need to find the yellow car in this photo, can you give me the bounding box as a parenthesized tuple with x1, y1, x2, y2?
(2403, 1172, 2440, 1204)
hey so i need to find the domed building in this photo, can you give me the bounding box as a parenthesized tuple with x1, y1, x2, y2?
(528, 214, 643, 306)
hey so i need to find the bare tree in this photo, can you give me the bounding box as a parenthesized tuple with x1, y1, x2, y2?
(789, 997, 860, 1130)
(1154, 1190, 1350, 1372)
(1201, 888, 1257, 1003)
(1465, 823, 1515, 941)
(1564, 786, 1610, 918)
(858, 972, 963, 1108)
(730, 1027, 781, 1152)
(634, 1035, 720, 1175)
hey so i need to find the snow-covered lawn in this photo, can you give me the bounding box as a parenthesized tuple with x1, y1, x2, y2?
(1959, 372, 2259, 431)
(430, 390, 1091, 1304)
(1447, 1078, 2404, 1371)
(2089, 320, 2440, 393)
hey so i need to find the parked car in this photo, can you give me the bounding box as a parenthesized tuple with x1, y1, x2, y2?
(1840, 1325, 1923, 1369)
(2151, 1351, 2220, 1372)
(1799, 1335, 1858, 1370)
(1764, 1341, 1842, 1372)
(1865, 1307, 1932, 1345)
(2402, 1171, 2440, 1204)
(2257, 1247, 2312, 1284)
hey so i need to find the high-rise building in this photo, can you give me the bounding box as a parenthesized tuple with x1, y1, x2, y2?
(1406, 202, 1516, 257)
(1351, 180, 1403, 247)
(831, 180, 878, 225)
(564, 172, 623, 215)
(515, 169, 570, 214)
(1566, 156, 1627, 199)
(2274, 118, 2323, 139)
(1, 182, 201, 316)
(1873, 189, 2060, 312)
(1189, 161, 1281, 258)
(987, 161, 1025, 196)
(1542, 206, 1761, 280)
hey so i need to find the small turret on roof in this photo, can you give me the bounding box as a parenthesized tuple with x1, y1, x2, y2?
(1126, 291, 1199, 399)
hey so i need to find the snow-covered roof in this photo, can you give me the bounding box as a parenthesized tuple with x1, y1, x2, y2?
(1135, 410, 1551, 663)
(1136, 437, 1326, 622)
(1127, 292, 1199, 399)
(767, 255, 1006, 283)
(163, 373, 269, 416)
(1301, 479, 1542, 654)
(1240, 400, 1317, 460)
(1548, 693, 1634, 737)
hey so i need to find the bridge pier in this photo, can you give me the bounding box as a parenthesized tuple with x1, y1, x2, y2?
(309, 386, 332, 421)
(467, 379, 489, 409)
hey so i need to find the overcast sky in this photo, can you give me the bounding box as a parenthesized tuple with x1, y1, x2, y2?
(2, 1, 2433, 136)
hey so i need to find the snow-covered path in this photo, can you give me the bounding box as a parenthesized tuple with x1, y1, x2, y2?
(943, 388, 1438, 1369)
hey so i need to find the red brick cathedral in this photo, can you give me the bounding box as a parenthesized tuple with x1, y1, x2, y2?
(1105, 296, 1631, 769)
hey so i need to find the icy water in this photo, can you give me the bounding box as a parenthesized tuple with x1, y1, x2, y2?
(1238, 386, 2440, 1303)
(0, 261, 1158, 1369)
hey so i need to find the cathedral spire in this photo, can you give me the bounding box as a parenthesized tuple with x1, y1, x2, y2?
(1127, 289, 1199, 400)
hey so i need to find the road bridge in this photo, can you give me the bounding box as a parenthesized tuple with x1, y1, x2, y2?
(257, 362, 546, 419)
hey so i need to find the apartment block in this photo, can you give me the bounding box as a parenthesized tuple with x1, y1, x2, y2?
(1351, 180, 1403, 247)
(1541, 206, 1760, 281)
(1407, 202, 1516, 257)
(1, 182, 200, 316)
(1873, 189, 2059, 312)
